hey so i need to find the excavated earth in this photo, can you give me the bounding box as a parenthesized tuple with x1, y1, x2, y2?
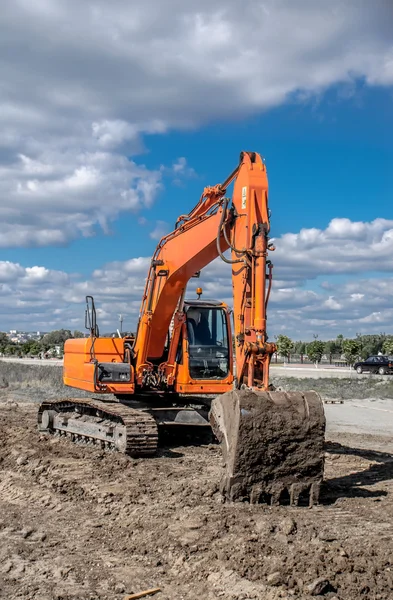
(1, 363, 393, 600)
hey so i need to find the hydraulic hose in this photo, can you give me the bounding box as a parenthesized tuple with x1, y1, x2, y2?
(216, 199, 244, 265)
(222, 214, 245, 255)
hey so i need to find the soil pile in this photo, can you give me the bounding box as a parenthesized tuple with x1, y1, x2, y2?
(0, 400, 392, 600)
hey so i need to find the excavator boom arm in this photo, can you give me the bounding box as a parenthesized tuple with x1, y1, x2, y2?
(134, 151, 276, 389)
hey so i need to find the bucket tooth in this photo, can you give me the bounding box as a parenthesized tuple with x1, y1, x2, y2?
(209, 389, 326, 506)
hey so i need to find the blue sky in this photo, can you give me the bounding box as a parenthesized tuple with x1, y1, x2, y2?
(3, 83, 391, 274)
(0, 1, 392, 337)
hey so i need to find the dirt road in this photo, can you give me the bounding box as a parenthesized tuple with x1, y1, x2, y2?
(1, 395, 393, 600)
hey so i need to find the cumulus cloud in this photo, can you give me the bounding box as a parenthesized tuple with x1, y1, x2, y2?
(92, 119, 167, 150)
(0, 145, 163, 247)
(158, 157, 198, 188)
(168, 158, 197, 186)
(273, 218, 393, 283)
(149, 221, 171, 240)
(186, 218, 393, 337)
(0, 218, 392, 338)
(0, 1, 392, 246)
(0, 3, 392, 334)
(4, 0, 390, 126)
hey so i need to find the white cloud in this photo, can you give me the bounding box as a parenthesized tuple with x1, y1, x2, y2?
(172, 158, 189, 174)
(0, 3, 392, 335)
(149, 220, 170, 240)
(92, 119, 167, 150)
(0, 147, 163, 247)
(0, 1, 392, 246)
(159, 157, 197, 186)
(0, 218, 392, 338)
(274, 218, 393, 283)
(170, 157, 197, 183)
(323, 297, 343, 311)
(0, 262, 25, 282)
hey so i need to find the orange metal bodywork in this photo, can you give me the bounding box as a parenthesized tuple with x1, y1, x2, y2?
(133, 207, 230, 365)
(64, 338, 135, 394)
(63, 151, 276, 397)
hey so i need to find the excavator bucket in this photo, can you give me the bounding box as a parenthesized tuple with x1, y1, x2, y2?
(209, 389, 326, 506)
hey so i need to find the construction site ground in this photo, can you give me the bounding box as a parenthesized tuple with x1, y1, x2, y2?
(1, 362, 393, 600)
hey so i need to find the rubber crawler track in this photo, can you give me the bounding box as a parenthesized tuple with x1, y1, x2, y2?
(37, 398, 159, 457)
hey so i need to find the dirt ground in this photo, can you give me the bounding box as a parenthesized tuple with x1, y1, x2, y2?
(1, 394, 393, 600)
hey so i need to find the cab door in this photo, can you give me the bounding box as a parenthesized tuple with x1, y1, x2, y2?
(174, 305, 234, 394)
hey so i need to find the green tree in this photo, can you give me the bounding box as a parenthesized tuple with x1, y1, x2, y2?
(360, 339, 378, 359)
(4, 344, 18, 356)
(382, 338, 393, 356)
(307, 340, 325, 367)
(324, 340, 339, 355)
(276, 335, 294, 363)
(20, 340, 34, 356)
(293, 340, 306, 354)
(0, 332, 10, 354)
(336, 334, 344, 351)
(342, 339, 361, 367)
(30, 342, 43, 356)
(73, 330, 85, 338)
(20, 339, 43, 356)
(42, 329, 73, 345)
(354, 333, 386, 359)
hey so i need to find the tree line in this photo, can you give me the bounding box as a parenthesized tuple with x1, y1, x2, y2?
(1, 328, 393, 365)
(0, 329, 85, 358)
(275, 333, 393, 367)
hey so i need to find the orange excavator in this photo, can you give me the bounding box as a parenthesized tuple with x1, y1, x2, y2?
(38, 152, 326, 506)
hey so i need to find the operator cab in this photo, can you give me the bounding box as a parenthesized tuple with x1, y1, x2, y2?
(184, 299, 230, 380)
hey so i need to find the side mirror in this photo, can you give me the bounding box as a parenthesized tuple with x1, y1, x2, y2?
(85, 295, 99, 337)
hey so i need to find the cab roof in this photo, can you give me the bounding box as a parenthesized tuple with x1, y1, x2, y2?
(184, 299, 223, 307)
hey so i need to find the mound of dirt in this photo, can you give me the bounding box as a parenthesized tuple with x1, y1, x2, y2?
(0, 401, 392, 600)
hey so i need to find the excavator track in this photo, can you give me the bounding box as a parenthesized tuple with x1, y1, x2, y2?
(37, 398, 158, 457)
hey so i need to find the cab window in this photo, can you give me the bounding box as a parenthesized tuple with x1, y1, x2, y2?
(186, 307, 230, 380)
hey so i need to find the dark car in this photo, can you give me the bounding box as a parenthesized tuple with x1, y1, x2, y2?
(354, 355, 393, 375)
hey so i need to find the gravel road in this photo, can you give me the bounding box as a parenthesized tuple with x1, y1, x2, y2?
(270, 364, 388, 380)
(326, 398, 393, 437)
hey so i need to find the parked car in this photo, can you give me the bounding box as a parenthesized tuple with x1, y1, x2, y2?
(354, 355, 393, 375)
